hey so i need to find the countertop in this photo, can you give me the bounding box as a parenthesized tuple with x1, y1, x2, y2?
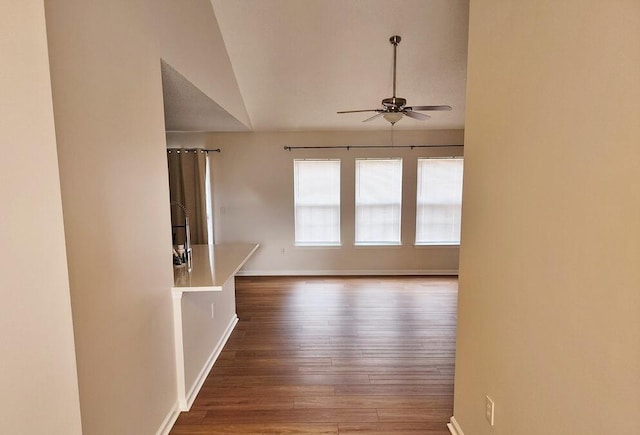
(172, 243, 259, 292)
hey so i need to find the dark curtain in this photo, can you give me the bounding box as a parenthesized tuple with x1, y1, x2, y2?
(167, 149, 208, 245)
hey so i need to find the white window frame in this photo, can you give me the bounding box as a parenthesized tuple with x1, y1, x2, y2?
(205, 153, 214, 246)
(354, 158, 403, 246)
(293, 159, 341, 246)
(415, 157, 464, 246)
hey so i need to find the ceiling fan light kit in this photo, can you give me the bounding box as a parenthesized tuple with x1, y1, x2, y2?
(338, 35, 452, 125)
(383, 112, 403, 125)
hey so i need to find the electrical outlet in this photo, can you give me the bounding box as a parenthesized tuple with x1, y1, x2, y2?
(210, 303, 215, 319)
(485, 395, 495, 426)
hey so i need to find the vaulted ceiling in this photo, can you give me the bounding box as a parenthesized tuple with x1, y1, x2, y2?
(163, 0, 469, 132)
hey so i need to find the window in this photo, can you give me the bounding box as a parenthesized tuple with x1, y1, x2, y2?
(415, 158, 464, 245)
(205, 153, 214, 246)
(294, 159, 341, 245)
(355, 158, 403, 245)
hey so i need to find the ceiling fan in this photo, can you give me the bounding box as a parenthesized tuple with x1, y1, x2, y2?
(338, 35, 452, 125)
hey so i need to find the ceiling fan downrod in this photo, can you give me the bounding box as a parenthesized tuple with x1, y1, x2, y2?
(383, 35, 406, 111)
(390, 35, 400, 99)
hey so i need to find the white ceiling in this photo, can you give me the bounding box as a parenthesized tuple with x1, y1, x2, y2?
(165, 0, 470, 132)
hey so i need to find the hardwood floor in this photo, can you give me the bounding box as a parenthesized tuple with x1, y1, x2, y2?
(170, 276, 457, 434)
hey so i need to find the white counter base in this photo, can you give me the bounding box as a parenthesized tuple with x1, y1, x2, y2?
(171, 243, 258, 411)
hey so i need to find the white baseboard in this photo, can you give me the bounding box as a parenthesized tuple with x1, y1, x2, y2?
(447, 416, 464, 435)
(183, 314, 239, 410)
(156, 402, 180, 435)
(236, 269, 458, 277)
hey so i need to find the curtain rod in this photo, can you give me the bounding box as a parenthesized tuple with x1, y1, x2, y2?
(284, 144, 463, 151)
(167, 148, 221, 153)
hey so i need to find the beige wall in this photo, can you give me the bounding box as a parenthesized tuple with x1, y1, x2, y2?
(167, 130, 464, 274)
(454, 1, 640, 434)
(43, 0, 248, 433)
(0, 1, 82, 433)
(152, 0, 251, 129)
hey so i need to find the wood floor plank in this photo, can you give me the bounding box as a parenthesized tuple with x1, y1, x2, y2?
(200, 408, 380, 424)
(202, 374, 372, 387)
(174, 411, 206, 426)
(170, 276, 457, 434)
(334, 384, 453, 397)
(170, 423, 338, 434)
(197, 385, 335, 399)
(214, 357, 334, 368)
(190, 396, 295, 411)
(376, 408, 453, 422)
(338, 422, 451, 434)
(294, 395, 453, 409)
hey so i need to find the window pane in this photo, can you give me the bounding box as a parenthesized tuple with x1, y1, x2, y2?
(355, 158, 402, 245)
(294, 159, 340, 245)
(416, 158, 463, 245)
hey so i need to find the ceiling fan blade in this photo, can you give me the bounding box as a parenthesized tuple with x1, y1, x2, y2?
(406, 105, 452, 111)
(362, 112, 384, 122)
(337, 109, 382, 114)
(404, 110, 431, 120)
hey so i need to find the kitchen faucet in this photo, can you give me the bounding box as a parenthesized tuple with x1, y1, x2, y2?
(170, 201, 192, 271)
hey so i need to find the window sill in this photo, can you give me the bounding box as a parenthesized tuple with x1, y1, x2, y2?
(354, 242, 402, 248)
(294, 243, 342, 248)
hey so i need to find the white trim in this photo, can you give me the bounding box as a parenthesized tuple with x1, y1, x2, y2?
(171, 291, 186, 409)
(414, 242, 461, 247)
(447, 416, 464, 435)
(236, 269, 458, 277)
(156, 402, 180, 435)
(183, 314, 239, 410)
